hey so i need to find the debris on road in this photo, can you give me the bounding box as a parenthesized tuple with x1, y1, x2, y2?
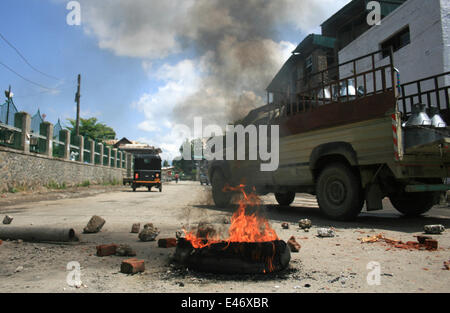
(121, 258, 145, 274)
(359, 234, 383, 243)
(281, 222, 289, 229)
(138, 223, 160, 242)
(359, 234, 439, 251)
(3, 215, 13, 225)
(0, 226, 78, 243)
(416, 235, 432, 244)
(317, 228, 335, 238)
(116, 244, 136, 257)
(15, 266, 23, 273)
(0, 239, 2, 245)
(287, 236, 301, 252)
(131, 223, 140, 234)
(444, 260, 450, 270)
(298, 219, 312, 230)
(83, 215, 106, 234)
(96, 244, 118, 257)
(158, 238, 177, 248)
(424, 225, 445, 235)
(424, 239, 438, 251)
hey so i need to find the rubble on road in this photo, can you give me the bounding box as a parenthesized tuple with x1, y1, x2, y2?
(287, 236, 301, 252)
(3, 215, 13, 225)
(281, 223, 289, 229)
(444, 260, 450, 270)
(138, 223, 160, 242)
(359, 233, 439, 251)
(83, 215, 106, 234)
(425, 239, 438, 250)
(424, 225, 445, 235)
(131, 223, 140, 234)
(15, 266, 23, 273)
(158, 238, 177, 248)
(317, 228, 335, 238)
(121, 258, 145, 274)
(96, 244, 118, 257)
(116, 244, 136, 256)
(298, 219, 312, 230)
(416, 235, 432, 244)
(0, 239, 2, 245)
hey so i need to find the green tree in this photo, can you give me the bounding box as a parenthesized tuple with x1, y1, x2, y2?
(163, 160, 170, 167)
(67, 118, 116, 142)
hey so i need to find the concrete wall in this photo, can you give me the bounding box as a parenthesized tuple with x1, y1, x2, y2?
(339, 0, 449, 97)
(0, 146, 125, 192)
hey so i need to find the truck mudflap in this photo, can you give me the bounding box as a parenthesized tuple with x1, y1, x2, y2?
(405, 184, 450, 193)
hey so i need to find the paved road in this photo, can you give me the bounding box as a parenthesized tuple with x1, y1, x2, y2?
(0, 181, 449, 293)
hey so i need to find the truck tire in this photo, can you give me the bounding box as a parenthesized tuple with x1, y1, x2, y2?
(316, 163, 363, 221)
(389, 192, 438, 217)
(275, 192, 295, 206)
(212, 169, 232, 208)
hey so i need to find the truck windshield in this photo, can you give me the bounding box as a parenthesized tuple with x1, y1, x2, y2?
(134, 156, 161, 171)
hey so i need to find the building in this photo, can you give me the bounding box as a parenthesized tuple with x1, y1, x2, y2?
(338, 0, 450, 89)
(266, 0, 449, 115)
(321, 0, 407, 52)
(266, 0, 407, 111)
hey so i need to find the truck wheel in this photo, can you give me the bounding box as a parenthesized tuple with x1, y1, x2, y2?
(132, 185, 137, 192)
(389, 192, 438, 217)
(159, 185, 162, 192)
(147, 186, 152, 192)
(275, 192, 295, 206)
(316, 163, 363, 221)
(212, 170, 232, 208)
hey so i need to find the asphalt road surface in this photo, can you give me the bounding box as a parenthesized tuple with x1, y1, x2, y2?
(0, 181, 449, 293)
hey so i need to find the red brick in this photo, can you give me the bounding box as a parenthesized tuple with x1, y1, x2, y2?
(287, 236, 301, 253)
(96, 244, 118, 257)
(121, 258, 145, 274)
(158, 238, 177, 248)
(425, 239, 438, 250)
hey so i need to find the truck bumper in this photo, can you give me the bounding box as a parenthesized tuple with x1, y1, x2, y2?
(405, 184, 450, 193)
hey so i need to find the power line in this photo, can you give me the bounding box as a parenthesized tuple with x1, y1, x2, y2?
(0, 60, 59, 92)
(0, 31, 61, 81)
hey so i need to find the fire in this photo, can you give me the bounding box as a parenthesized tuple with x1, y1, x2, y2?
(184, 184, 279, 249)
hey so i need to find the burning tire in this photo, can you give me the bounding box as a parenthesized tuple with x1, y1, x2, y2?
(389, 192, 439, 216)
(316, 163, 363, 221)
(275, 192, 295, 206)
(175, 238, 291, 274)
(212, 169, 232, 208)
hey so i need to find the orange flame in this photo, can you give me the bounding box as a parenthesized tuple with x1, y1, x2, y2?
(184, 184, 279, 249)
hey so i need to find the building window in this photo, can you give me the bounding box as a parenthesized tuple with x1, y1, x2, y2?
(381, 26, 410, 58)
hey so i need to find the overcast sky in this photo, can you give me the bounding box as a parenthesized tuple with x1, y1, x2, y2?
(0, 0, 350, 161)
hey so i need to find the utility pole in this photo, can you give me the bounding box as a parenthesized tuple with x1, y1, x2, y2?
(75, 74, 81, 136)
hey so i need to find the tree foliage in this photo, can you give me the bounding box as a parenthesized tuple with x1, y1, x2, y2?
(67, 117, 116, 142)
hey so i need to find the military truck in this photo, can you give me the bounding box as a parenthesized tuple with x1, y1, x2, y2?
(208, 50, 450, 220)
